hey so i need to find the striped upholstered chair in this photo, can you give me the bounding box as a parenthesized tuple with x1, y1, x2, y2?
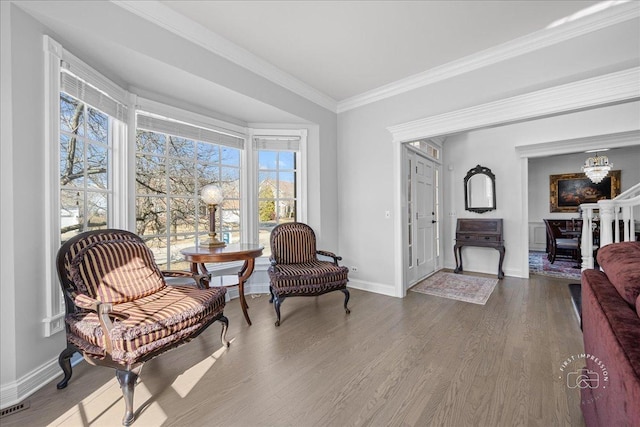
(55, 229, 229, 426)
(268, 222, 350, 326)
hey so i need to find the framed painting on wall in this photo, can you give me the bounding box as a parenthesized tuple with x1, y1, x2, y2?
(549, 170, 621, 213)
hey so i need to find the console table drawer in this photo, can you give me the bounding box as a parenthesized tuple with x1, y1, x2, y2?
(457, 234, 501, 242)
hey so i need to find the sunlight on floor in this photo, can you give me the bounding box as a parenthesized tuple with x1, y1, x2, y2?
(171, 344, 230, 398)
(47, 342, 231, 426)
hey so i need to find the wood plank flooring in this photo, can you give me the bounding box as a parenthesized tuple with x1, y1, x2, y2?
(2, 272, 584, 426)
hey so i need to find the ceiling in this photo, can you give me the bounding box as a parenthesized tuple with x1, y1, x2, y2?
(14, 0, 631, 123)
(160, 0, 601, 101)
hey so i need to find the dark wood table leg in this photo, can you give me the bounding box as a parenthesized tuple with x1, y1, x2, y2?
(237, 259, 255, 326)
(497, 246, 505, 279)
(454, 244, 463, 274)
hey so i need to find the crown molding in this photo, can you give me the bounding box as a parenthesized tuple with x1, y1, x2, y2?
(111, 0, 338, 113)
(339, 1, 640, 113)
(387, 67, 640, 143)
(515, 130, 640, 158)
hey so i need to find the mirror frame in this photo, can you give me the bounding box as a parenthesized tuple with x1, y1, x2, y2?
(464, 164, 496, 213)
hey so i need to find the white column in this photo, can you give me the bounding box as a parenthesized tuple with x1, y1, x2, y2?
(598, 200, 615, 247)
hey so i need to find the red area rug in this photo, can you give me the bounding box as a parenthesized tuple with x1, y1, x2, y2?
(409, 271, 498, 305)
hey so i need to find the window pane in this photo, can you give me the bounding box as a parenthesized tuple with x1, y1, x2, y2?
(170, 198, 196, 233)
(197, 142, 219, 163)
(168, 136, 195, 158)
(86, 192, 108, 230)
(86, 144, 108, 189)
(259, 200, 276, 224)
(258, 151, 277, 170)
(60, 93, 84, 135)
(136, 196, 167, 235)
(87, 107, 108, 143)
(168, 158, 196, 195)
(136, 155, 166, 194)
(60, 190, 84, 241)
(278, 151, 295, 170)
(137, 130, 165, 154)
(60, 135, 84, 187)
(277, 172, 295, 198)
(258, 171, 276, 185)
(221, 147, 240, 166)
(221, 199, 240, 232)
(197, 163, 220, 187)
(221, 167, 240, 198)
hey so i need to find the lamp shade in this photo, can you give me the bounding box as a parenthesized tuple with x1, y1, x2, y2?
(201, 184, 224, 205)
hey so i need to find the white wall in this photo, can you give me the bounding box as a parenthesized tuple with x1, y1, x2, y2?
(1, 2, 339, 407)
(337, 16, 639, 292)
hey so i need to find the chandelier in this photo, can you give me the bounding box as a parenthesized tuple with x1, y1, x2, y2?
(582, 152, 612, 184)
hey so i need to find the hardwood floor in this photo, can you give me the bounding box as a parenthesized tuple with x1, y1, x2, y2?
(3, 273, 584, 427)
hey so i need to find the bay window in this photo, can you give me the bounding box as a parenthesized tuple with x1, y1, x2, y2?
(45, 35, 307, 335)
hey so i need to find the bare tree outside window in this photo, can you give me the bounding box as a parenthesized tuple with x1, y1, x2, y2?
(135, 128, 241, 269)
(59, 93, 111, 243)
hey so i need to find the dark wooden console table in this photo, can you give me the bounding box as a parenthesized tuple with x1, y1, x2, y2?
(454, 218, 505, 279)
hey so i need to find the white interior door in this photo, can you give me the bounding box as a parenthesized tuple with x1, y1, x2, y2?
(415, 156, 435, 279)
(405, 148, 437, 288)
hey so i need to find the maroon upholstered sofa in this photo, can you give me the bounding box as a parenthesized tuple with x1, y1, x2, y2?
(580, 241, 640, 426)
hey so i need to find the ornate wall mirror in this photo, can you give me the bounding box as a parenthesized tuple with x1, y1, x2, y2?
(464, 165, 496, 213)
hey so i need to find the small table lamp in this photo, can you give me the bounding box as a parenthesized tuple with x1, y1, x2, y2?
(200, 184, 226, 248)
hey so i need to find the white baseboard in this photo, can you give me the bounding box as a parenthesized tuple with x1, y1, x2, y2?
(347, 278, 398, 297)
(1, 356, 61, 410)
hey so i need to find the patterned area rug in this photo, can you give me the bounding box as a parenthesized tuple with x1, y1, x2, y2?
(409, 271, 498, 305)
(529, 251, 581, 280)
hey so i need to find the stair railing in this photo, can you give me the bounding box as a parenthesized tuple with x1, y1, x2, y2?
(580, 182, 640, 270)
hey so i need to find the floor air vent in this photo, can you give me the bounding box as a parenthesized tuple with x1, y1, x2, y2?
(0, 400, 30, 418)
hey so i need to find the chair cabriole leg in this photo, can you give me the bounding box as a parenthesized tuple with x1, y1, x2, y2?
(219, 315, 230, 347)
(56, 346, 76, 389)
(273, 294, 283, 326)
(342, 289, 351, 314)
(116, 369, 138, 426)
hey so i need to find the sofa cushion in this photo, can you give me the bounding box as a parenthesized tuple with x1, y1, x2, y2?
(71, 239, 166, 304)
(596, 241, 640, 306)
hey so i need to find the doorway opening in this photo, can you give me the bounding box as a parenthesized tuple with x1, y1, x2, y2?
(403, 141, 442, 290)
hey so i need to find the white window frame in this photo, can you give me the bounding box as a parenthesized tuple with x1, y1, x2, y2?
(133, 105, 246, 267)
(250, 128, 308, 261)
(43, 36, 129, 336)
